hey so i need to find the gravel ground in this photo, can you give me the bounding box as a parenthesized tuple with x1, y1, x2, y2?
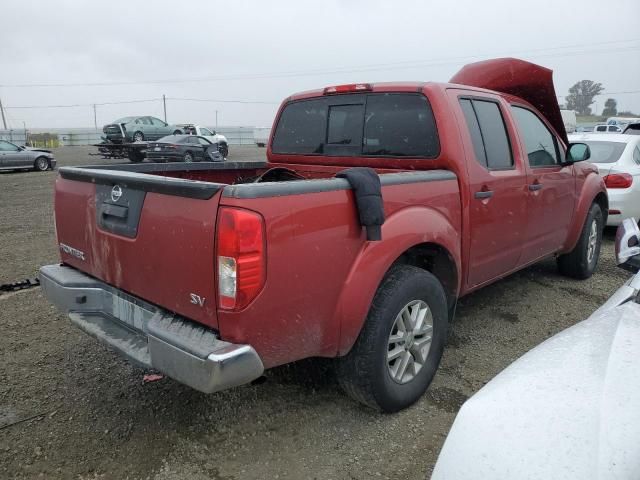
(0, 146, 631, 479)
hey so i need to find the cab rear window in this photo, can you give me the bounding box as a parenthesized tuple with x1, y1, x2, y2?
(271, 93, 439, 158)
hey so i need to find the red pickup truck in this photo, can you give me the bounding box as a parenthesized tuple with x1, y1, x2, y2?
(40, 58, 607, 412)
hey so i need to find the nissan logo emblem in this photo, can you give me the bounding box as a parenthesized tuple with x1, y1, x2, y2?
(111, 185, 123, 202)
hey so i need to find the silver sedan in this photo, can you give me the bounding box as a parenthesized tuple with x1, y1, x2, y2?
(0, 139, 56, 171)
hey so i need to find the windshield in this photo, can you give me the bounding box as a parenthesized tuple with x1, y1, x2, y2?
(156, 135, 187, 143)
(583, 141, 627, 163)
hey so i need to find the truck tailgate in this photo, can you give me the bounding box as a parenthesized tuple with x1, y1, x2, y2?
(54, 170, 221, 329)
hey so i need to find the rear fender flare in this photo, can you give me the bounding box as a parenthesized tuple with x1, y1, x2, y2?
(334, 206, 461, 356)
(562, 174, 607, 253)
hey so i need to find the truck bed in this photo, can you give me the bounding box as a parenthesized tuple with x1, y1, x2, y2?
(54, 160, 460, 367)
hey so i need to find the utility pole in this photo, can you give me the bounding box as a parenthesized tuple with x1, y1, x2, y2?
(215, 110, 218, 128)
(0, 97, 7, 130)
(23, 121, 27, 145)
(93, 104, 98, 131)
(163, 95, 167, 123)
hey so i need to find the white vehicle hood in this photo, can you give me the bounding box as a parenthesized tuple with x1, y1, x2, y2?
(432, 300, 640, 480)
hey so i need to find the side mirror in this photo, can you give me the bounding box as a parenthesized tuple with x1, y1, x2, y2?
(567, 143, 590, 163)
(615, 218, 640, 273)
(211, 130, 216, 135)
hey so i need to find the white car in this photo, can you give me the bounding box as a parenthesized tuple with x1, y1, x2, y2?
(432, 218, 640, 480)
(569, 133, 640, 226)
(175, 124, 229, 157)
(594, 124, 623, 133)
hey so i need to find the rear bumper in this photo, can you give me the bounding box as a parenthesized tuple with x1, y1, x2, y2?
(38, 264, 264, 393)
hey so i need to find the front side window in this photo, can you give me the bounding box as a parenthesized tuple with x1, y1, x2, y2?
(149, 117, 165, 126)
(271, 93, 439, 157)
(633, 145, 640, 165)
(0, 140, 19, 152)
(511, 106, 559, 167)
(197, 137, 212, 145)
(201, 128, 214, 136)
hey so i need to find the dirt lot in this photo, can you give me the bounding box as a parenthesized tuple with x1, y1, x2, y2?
(0, 146, 631, 479)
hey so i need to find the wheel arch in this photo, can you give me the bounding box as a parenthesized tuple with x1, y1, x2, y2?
(562, 174, 608, 253)
(335, 206, 461, 356)
(33, 155, 50, 170)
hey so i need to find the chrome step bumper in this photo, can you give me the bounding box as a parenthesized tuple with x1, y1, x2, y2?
(39, 264, 264, 393)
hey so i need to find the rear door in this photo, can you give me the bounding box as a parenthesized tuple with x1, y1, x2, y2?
(509, 105, 575, 263)
(452, 92, 529, 287)
(149, 117, 170, 139)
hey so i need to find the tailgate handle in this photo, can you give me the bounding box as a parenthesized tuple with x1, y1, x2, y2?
(101, 203, 129, 220)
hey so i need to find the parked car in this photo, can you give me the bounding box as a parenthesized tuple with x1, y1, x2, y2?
(431, 218, 640, 480)
(0, 140, 56, 171)
(174, 124, 229, 157)
(102, 116, 183, 143)
(623, 122, 640, 135)
(145, 135, 223, 163)
(39, 58, 607, 412)
(569, 133, 640, 226)
(594, 123, 623, 133)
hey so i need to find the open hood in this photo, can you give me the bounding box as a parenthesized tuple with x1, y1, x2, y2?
(450, 58, 567, 144)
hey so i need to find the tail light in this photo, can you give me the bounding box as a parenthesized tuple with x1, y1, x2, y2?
(323, 83, 372, 95)
(604, 173, 633, 189)
(217, 207, 266, 310)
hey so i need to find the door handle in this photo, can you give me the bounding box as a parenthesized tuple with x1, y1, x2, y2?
(528, 183, 543, 191)
(474, 190, 494, 199)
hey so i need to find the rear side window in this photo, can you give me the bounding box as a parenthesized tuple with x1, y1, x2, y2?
(271, 93, 439, 157)
(633, 146, 640, 164)
(511, 106, 559, 167)
(459, 99, 487, 167)
(458, 98, 513, 169)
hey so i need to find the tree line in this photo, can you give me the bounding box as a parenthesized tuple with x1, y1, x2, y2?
(566, 80, 637, 117)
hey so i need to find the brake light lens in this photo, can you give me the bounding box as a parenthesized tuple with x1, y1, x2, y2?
(604, 173, 633, 189)
(323, 83, 372, 95)
(217, 207, 266, 310)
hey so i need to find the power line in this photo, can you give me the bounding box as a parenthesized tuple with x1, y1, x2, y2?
(167, 97, 279, 105)
(4, 97, 280, 110)
(2, 39, 638, 89)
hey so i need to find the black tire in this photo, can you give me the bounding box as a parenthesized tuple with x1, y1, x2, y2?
(220, 145, 229, 158)
(173, 130, 182, 135)
(557, 203, 603, 279)
(133, 131, 144, 142)
(336, 265, 448, 412)
(34, 156, 49, 171)
(184, 151, 194, 163)
(127, 149, 144, 163)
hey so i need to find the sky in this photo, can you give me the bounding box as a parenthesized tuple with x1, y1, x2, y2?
(1, 0, 639, 129)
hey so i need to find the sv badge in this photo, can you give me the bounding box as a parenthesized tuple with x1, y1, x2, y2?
(190, 293, 206, 307)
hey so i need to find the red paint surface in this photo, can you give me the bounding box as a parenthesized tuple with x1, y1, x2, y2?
(54, 60, 606, 368)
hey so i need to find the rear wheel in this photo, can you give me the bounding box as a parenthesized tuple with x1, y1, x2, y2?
(34, 157, 49, 171)
(173, 130, 182, 135)
(133, 131, 144, 142)
(336, 265, 448, 412)
(127, 149, 144, 163)
(557, 203, 603, 279)
(184, 152, 194, 163)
